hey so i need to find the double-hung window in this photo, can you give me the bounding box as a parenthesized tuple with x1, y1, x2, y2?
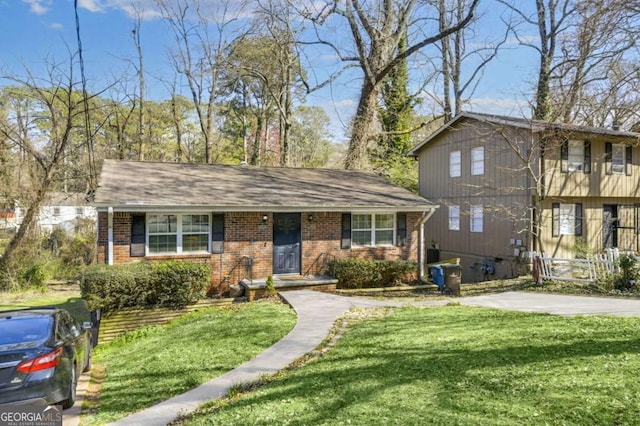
(606, 142, 632, 175)
(470, 205, 483, 233)
(471, 147, 484, 175)
(448, 206, 460, 231)
(148, 213, 210, 254)
(182, 214, 210, 252)
(561, 139, 591, 173)
(352, 213, 395, 246)
(450, 151, 461, 177)
(552, 203, 583, 236)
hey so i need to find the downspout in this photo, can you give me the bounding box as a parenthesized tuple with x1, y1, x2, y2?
(108, 207, 113, 266)
(418, 208, 437, 281)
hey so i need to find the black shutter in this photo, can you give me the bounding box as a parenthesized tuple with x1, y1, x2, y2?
(626, 145, 633, 176)
(583, 141, 591, 174)
(130, 214, 145, 257)
(575, 204, 583, 236)
(341, 213, 351, 249)
(560, 139, 568, 173)
(552, 203, 560, 237)
(397, 213, 407, 247)
(605, 142, 613, 175)
(211, 213, 224, 253)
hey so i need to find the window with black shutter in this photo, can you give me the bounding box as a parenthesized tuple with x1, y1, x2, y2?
(341, 213, 351, 249)
(397, 213, 407, 246)
(131, 214, 145, 257)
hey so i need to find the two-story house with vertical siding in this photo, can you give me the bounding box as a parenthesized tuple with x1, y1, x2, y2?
(408, 112, 640, 282)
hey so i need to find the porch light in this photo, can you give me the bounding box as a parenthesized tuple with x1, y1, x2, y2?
(262, 214, 268, 223)
(308, 214, 314, 221)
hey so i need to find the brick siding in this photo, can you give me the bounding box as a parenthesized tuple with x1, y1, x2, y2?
(97, 211, 422, 295)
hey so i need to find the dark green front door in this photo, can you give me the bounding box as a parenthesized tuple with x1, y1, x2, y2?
(273, 213, 301, 275)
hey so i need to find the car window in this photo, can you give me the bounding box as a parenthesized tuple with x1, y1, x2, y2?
(0, 316, 52, 345)
(57, 311, 80, 339)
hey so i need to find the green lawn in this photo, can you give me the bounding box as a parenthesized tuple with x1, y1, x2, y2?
(0, 285, 90, 322)
(183, 305, 640, 425)
(81, 301, 296, 425)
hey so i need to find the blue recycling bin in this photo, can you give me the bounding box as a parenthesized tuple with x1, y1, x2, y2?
(429, 265, 445, 290)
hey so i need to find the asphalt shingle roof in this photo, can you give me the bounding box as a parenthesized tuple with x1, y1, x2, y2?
(93, 160, 435, 212)
(408, 111, 640, 156)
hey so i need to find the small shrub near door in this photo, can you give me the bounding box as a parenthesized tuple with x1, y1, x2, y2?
(329, 259, 417, 289)
(80, 261, 210, 312)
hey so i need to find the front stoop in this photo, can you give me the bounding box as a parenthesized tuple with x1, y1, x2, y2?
(240, 275, 338, 301)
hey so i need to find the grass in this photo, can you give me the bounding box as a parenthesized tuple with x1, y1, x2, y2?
(81, 301, 296, 425)
(182, 305, 640, 425)
(0, 282, 90, 322)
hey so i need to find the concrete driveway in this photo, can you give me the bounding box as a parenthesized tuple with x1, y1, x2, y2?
(457, 291, 640, 316)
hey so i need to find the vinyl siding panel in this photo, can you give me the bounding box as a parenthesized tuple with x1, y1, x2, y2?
(545, 137, 640, 198)
(417, 118, 534, 281)
(539, 197, 640, 258)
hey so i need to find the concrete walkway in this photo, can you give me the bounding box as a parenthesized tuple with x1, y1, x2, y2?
(108, 290, 640, 425)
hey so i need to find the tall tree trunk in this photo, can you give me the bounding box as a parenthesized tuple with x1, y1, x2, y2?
(1, 181, 50, 271)
(133, 17, 146, 161)
(439, 0, 452, 122)
(345, 81, 379, 170)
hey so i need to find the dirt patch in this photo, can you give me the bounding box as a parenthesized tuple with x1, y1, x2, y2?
(81, 364, 105, 417)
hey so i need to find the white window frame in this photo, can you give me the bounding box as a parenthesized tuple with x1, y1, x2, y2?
(471, 147, 484, 176)
(147, 213, 211, 255)
(567, 140, 584, 172)
(448, 206, 460, 231)
(470, 205, 483, 233)
(449, 151, 461, 177)
(611, 143, 625, 174)
(351, 213, 396, 247)
(559, 204, 576, 235)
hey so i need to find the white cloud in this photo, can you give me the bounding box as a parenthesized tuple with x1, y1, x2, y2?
(78, 0, 104, 13)
(467, 97, 531, 117)
(50, 22, 63, 30)
(22, 0, 51, 15)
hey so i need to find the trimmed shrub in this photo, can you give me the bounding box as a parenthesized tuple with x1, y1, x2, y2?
(329, 258, 417, 289)
(148, 261, 210, 308)
(80, 261, 210, 312)
(80, 263, 154, 311)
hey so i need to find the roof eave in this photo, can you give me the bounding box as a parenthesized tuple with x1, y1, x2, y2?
(94, 204, 439, 213)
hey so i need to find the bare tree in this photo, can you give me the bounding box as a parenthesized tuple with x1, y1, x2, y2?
(438, 0, 508, 121)
(503, 0, 638, 122)
(131, 11, 147, 160)
(255, 0, 307, 166)
(302, 0, 479, 169)
(157, 0, 249, 164)
(0, 57, 96, 273)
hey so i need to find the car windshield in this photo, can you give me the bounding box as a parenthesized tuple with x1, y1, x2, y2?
(0, 316, 52, 345)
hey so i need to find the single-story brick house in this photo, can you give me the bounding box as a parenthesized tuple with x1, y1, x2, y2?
(92, 160, 438, 295)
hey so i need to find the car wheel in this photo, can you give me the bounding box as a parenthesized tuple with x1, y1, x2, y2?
(83, 346, 93, 373)
(61, 365, 77, 409)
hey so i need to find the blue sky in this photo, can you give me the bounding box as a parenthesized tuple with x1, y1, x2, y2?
(0, 0, 537, 142)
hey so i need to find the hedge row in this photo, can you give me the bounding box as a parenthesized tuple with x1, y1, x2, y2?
(329, 259, 417, 289)
(80, 260, 210, 312)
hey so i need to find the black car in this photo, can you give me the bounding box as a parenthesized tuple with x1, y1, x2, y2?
(0, 308, 93, 409)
